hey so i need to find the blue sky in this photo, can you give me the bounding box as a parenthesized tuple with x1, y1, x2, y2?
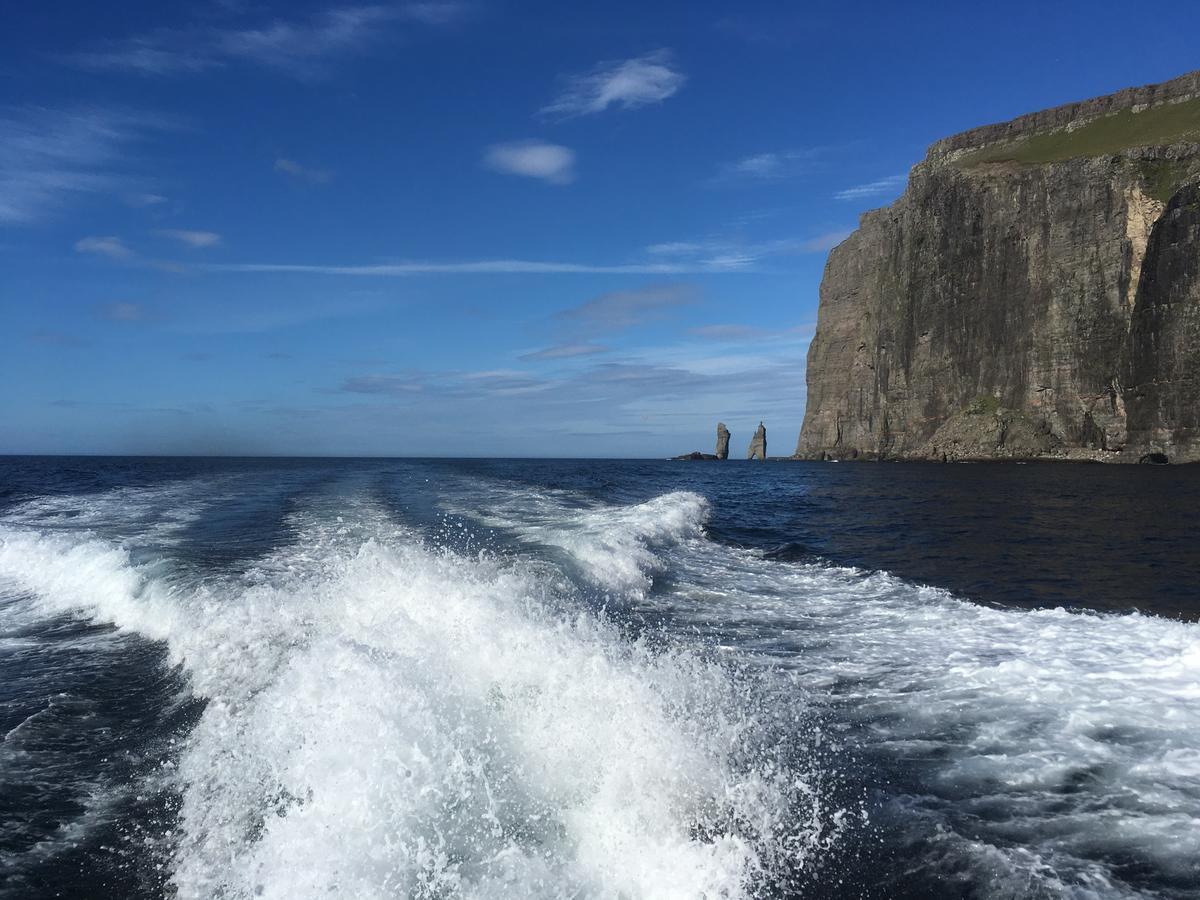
(2, 1, 1197, 456)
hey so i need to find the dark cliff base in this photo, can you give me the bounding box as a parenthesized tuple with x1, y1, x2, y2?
(797, 70, 1200, 464)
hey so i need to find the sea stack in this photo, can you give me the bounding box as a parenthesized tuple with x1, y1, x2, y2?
(748, 422, 766, 460)
(716, 422, 731, 459)
(796, 70, 1200, 463)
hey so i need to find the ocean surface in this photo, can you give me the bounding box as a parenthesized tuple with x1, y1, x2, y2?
(1, 456, 1198, 899)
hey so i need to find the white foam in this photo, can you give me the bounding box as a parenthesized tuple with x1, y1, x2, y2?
(1, 478, 229, 547)
(440, 483, 708, 598)
(0, 497, 833, 899)
(446, 483, 1200, 896)
(13, 473, 1197, 897)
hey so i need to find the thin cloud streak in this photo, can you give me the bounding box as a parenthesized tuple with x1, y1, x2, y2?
(99, 301, 145, 321)
(688, 323, 769, 340)
(644, 230, 852, 265)
(557, 283, 699, 333)
(204, 259, 746, 276)
(75, 235, 134, 259)
(68, 3, 467, 79)
(275, 157, 332, 183)
(519, 343, 610, 361)
(156, 228, 221, 248)
(711, 148, 823, 184)
(834, 173, 907, 201)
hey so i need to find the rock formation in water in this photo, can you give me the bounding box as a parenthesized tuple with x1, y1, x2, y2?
(716, 422, 731, 460)
(748, 422, 766, 460)
(796, 70, 1200, 463)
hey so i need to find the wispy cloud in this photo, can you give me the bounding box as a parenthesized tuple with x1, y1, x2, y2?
(483, 140, 575, 185)
(557, 284, 698, 334)
(519, 343, 610, 361)
(688, 323, 769, 340)
(329, 342, 812, 455)
(274, 157, 332, 184)
(644, 230, 851, 266)
(124, 192, 168, 208)
(799, 230, 852, 252)
(727, 153, 788, 179)
(0, 107, 161, 224)
(712, 148, 822, 184)
(198, 227, 849, 280)
(205, 258, 731, 276)
(542, 49, 685, 118)
(156, 228, 222, 248)
(30, 329, 88, 347)
(68, 3, 466, 79)
(99, 301, 145, 321)
(75, 235, 134, 260)
(833, 173, 906, 201)
(341, 369, 549, 398)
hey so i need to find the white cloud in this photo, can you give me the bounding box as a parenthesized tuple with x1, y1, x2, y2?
(0, 107, 159, 224)
(274, 157, 332, 184)
(216, 6, 397, 73)
(643, 230, 851, 267)
(730, 153, 785, 178)
(833, 174, 907, 201)
(202, 233, 852, 279)
(156, 228, 222, 248)
(557, 284, 699, 334)
(69, 3, 466, 79)
(483, 140, 575, 185)
(75, 235, 133, 259)
(645, 241, 706, 256)
(209, 258, 720, 276)
(712, 148, 822, 183)
(688, 324, 768, 340)
(542, 49, 685, 117)
(519, 343, 610, 361)
(799, 230, 853, 252)
(124, 192, 168, 207)
(100, 302, 145, 321)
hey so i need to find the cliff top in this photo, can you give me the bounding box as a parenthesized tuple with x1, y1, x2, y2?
(926, 69, 1200, 166)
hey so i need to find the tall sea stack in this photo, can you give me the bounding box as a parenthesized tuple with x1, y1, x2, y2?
(748, 422, 766, 460)
(716, 422, 731, 459)
(796, 70, 1200, 463)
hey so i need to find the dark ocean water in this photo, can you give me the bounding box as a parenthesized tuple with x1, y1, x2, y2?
(0, 456, 1197, 898)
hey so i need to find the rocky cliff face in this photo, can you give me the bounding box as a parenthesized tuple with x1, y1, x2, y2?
(797, 70, 1200, 463)
(748, 422, 766, 460)
(716, 422, 731, 459)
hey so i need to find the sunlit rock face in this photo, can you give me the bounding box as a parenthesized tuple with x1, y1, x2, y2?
(748, 423, 766, 460)
(797, 70, 1200, 463)
(716, 422, 730, 460)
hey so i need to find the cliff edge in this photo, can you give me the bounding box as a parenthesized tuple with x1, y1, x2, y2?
(796, 70, 1200, 462)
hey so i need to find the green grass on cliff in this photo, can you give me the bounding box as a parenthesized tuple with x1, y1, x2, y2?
(958, 96, 1200, 168)
(966, 395, 1002, 416)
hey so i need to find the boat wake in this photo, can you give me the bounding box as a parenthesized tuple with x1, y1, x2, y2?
(0, 483, 840, 899)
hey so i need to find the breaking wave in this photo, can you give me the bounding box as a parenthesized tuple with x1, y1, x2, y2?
(0, 488, 837, 899)
(445, 481, 1200, 897)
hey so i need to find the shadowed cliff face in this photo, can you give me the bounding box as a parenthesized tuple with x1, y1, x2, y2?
(1126, 183, 1200, 452)
(797, 71, 1200, 463)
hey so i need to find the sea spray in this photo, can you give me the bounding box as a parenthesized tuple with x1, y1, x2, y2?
(0, 493, 838, 898)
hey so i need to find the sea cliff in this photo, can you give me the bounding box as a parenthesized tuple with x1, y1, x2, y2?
(796, 70, 1200, 462)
